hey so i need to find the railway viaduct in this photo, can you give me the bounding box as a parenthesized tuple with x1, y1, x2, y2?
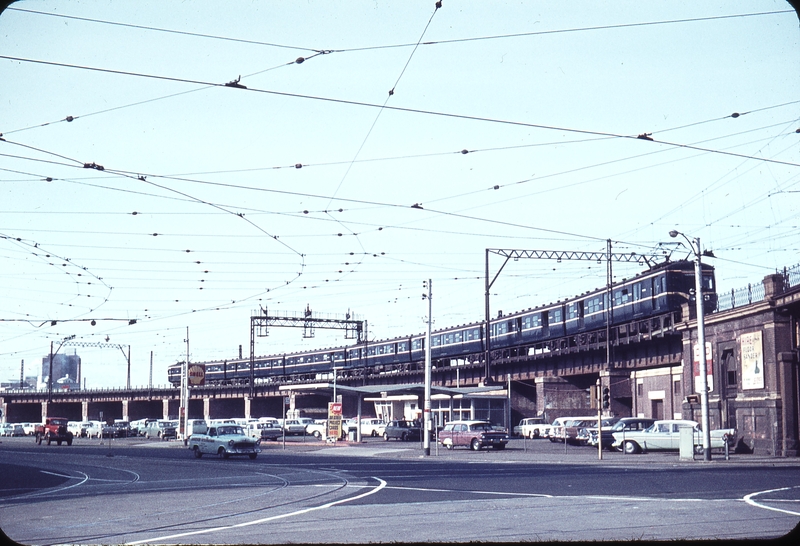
(2, 271, 799, 456)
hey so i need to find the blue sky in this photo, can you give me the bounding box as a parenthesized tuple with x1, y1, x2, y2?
(1, 1, 798, 388)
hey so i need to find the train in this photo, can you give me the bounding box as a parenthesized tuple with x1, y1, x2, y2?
(168, 259, 717, 387)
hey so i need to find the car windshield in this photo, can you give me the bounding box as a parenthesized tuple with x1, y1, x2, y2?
(470, 423, 493, 431)
(218, 426, 244, 436)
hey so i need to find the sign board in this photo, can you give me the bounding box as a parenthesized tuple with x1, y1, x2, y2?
(188, 364, 206, 386)
(327, 402, 342, 439)
(693, 341, 713, 393)
(740, 331, 764, 390)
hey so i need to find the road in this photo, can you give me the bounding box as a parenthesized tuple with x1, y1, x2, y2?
(0, 435, 798, 544)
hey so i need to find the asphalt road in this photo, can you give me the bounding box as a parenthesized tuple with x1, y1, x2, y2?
(0, 435, 798, 544)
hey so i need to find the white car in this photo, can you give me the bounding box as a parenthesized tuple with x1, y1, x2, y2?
(305, 420, 327, 439)
(342, 418, 386, 437)
(514, 417, 549, 439)
(188, 424, 260, 459)
(612, 419, 736, 454)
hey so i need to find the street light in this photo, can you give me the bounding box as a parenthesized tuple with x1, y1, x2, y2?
(48, 334, 75, 403)
(669, 230, 712, 461)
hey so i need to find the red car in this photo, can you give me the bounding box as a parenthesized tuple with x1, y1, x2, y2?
(438, 420, 509, 451)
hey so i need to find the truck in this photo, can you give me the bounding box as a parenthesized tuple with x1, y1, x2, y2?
(35, 417, 74, 446)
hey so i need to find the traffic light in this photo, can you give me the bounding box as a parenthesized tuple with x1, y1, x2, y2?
(602, 387, 610, 409)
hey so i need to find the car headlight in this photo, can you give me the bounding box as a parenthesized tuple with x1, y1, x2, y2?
(228, 439, 235, 446)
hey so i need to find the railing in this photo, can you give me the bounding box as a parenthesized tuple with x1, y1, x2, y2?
(716, 262, 799, 312)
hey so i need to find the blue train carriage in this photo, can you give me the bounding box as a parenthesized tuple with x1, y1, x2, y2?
(487, 259, 717, 351)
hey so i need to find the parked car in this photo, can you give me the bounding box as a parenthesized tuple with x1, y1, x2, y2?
(549, 416, 597, 443)
(343, 417, 386, 437)
(188, 424, 261, 459)
(113, 421, 132, 438)
(562, 419, 598, 445)
(305, 420, 327, 439)
(9, 424, 25, 437)
(0, 423, 14, 436)
(589, 417, 654, 449)
(514, 417, 549, 439)
(67, 421, 86, 438)
(612, 419, 736, 454)
(384, 420, 422, 441)
(143, 419, 178, 440)
(280, 419, 307, 436)
(21, 423, 37, 436)
(246, 421, 282, 441)
(438, 420, 509, 451)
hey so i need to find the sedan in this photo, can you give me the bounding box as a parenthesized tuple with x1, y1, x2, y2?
(383, 420, 421, 441)
(612, 419, 735, 454)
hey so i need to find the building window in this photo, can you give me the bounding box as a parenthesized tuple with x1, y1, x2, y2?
(673, 378, 681, 395)
(637, 383, 643, 396)
(727, 370, 737, 387)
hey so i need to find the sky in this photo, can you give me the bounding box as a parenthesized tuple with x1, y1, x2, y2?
(1, 1, 798, 389)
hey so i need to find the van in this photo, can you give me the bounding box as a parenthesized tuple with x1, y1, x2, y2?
(186, 419, 208, 437)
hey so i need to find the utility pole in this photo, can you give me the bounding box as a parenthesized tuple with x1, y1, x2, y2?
(180, 327, 189, 441)
(423, 279, 433, 456)
(670, 230, 713, 461)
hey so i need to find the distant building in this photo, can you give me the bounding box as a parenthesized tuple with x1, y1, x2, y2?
(39, 350, 81, 391)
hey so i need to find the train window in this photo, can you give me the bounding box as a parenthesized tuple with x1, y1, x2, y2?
(454, 331, 462, 343)
(548, 308, 562, 324)
(412, 339, 423, 350)
(633, 284, 642, 301)
(443, 333, 453, 345)
(465, 328, 478, 340)
(585, 296, 603, 314)
(702, 274, 714, 291)
(398, 341, 407, 352)
(613, 288, 630, 306)
(567, 303, 578, 320)
(367, 346, 377, 356)
(348, 349, 360, 359)
(522, 314, 542, 329)
(431, 335, 442, 347)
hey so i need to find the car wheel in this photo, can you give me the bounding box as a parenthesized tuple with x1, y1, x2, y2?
(532, 430, 540, 439)
(145, 433, 150, 439)
(248, 453, 257, 460)
(444, 440, 453, 450)
(218, 447, 229, 459)
(313, 430, 321, 439)
(383, 432, 389, 441)
(471, 438, 481, 451)
(694, 444, 704, 455)
(46, 435, 52, 446)
(623, 440, 640, 455)
(193, 446, 203, 458)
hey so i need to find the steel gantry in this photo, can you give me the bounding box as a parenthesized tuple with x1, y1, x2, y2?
(64, 340, 131, 389)
(484, 242, 672, 382)
(248, 306, 365, 398)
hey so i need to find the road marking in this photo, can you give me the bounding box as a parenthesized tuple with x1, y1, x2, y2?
(743, 486, 800, 516)
(124, 477, 387, 545)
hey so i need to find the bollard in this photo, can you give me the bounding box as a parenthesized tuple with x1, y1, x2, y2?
(725, 437, 730, 461)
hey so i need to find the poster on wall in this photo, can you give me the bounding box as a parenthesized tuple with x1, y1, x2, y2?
(693, 341, 713, 393)
(740, 331, 764, 390)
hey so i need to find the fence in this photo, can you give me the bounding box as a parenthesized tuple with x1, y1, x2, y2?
(716, 263, 800, 312)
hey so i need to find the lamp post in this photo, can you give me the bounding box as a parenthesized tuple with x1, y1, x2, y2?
(669, 230, 712, 461)
(47, 334, 75, 403)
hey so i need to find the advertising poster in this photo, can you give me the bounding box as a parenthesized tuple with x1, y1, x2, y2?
(740, 331, 764, 390)
(327, 402, 342, 439)
(693, 341, 713, 393)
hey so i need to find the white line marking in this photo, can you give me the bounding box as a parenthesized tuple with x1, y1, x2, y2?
(124, 477, 387, 545)
(743, 486, 800, 516)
